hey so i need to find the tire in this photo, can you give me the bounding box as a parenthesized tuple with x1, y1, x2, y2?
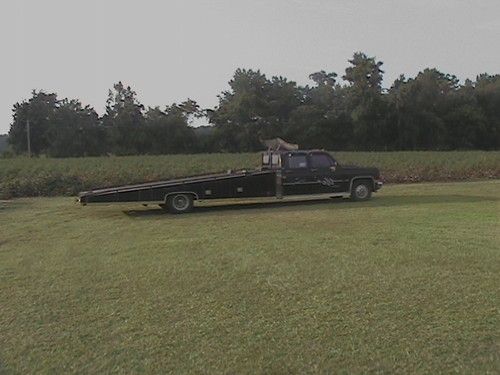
(166, 193, 194, 214)
(351, 180, 372, 201)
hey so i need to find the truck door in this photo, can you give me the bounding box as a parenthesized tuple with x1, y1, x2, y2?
(308, 152, 345, 194)
(282, 152, 315, 196)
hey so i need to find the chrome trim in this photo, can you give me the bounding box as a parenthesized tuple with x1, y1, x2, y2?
(196, 192, 349, 206)
(283, 179, 348, 186)
(79, 200, 164, 206)
(283, 181, 319, 186)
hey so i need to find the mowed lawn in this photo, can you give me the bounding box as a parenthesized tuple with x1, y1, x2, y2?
(0, 181, 499, 373)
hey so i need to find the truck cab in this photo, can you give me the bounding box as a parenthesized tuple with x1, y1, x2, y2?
(262, 149, 382, 200)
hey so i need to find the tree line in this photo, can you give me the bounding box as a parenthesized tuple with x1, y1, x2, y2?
(6, 52, 500, 157)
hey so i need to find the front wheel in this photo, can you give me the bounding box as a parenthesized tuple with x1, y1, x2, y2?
(351, 181, 372, 201)
(166, 193, 194, 214)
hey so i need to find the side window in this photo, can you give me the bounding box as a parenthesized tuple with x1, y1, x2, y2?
(310, 153, 333, 169)
(287, 154, 308, 169)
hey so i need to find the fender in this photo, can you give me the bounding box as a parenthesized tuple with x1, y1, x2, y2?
(348, 176, 375, 193)
(164, 191, 199, 203)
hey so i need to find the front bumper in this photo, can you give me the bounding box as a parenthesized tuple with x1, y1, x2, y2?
(375, 181, 383, 191)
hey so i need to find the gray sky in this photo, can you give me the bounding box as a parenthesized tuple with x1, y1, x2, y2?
(1, 0, 499, 134)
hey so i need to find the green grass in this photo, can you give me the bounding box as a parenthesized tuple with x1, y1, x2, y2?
(1, 151, 499, 198)
(1, 181, 499, 373)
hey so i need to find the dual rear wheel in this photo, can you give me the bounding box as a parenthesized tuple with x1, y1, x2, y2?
(161, 193, 194, 214)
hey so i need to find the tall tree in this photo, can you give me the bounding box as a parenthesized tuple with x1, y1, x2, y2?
(473, 74, 500, 149)
(45, 99, 105, 157)
(388, 69, 462, 149)
(8, 91, 58, 155)
(286, 71, 340, 149)
(343, 52, 387, 150)
(211, 69, 270, 151)
(102, 82, 145, 155)
(143, 102, 196, 154)
(211, 69, 302, 151)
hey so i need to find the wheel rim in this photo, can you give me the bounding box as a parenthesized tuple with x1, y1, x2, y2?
(172, 194, 189, 210)
(355, 184, 368, 199)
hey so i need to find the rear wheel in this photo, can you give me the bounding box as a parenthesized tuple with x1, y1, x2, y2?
(166, 193, 194, 214)
(351, 180, 372, 201)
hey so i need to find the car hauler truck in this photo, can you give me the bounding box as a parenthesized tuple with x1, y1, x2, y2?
(79, 142, 382, 214)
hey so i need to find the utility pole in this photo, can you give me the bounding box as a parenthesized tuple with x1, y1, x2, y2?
(26, 119, 31, 158)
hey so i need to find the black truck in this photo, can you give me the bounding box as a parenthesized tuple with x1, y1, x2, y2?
(78, 149, 383, 214)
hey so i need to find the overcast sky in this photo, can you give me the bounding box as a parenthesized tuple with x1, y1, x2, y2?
(1, 0, 499, 134)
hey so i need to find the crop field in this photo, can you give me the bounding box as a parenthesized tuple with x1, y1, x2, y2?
(1, 151, 499, 198)
(0, 181, 499, 373)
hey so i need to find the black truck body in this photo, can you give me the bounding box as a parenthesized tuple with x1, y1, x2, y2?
(78, 150, 382, 213)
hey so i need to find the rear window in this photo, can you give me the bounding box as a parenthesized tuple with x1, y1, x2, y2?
(287, 154, 308, 169)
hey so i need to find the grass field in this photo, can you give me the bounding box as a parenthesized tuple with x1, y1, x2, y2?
(1, 181, 499, 373)
(1, 151, 499, 198)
